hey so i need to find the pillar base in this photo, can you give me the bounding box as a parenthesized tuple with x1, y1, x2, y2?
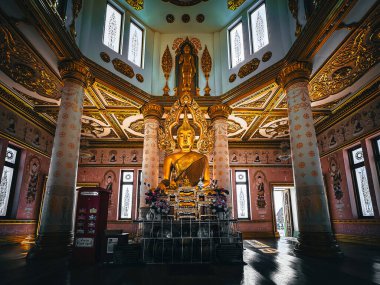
(27, 232, 73, 260)
(294, 231, 343, 258)
(139, 206, 151, 220)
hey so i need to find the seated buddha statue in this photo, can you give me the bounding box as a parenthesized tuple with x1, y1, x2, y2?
(162, 114, 210, 187)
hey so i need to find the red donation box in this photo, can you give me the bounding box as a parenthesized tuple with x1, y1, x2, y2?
(72, 187, 110, 263)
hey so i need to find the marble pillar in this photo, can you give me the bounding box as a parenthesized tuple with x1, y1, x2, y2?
(277, 61, 341, 257)
(208, 104, 232, 204)
(139, 103, 164, 218)
(28, 60, 93, 259)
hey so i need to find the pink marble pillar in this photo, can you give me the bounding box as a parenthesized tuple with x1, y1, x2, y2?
(208, 105, 232, 204)
(28, 60, 93, 258)
(278, 61, 341, 257)
(139, 103, 163, 218)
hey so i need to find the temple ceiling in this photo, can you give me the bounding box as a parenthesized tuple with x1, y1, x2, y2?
(0, 2, 379, 147)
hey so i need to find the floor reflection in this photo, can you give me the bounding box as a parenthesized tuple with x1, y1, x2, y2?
(0, 238, 379, 285)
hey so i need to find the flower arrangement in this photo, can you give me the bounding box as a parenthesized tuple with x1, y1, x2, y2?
(207, 180, 230, 213)
(151, 199, 170, 215)
(144, 182, 167, 205)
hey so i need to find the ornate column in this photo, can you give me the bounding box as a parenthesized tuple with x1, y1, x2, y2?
(28, 60, 93, 259)
(277, 61, 341, 257)
(208, 104, 232, 203)
(139, 103, 164, 218)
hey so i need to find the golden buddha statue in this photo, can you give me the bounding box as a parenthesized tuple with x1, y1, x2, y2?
(179, 44, 196, 90)
(162, 113, 210, 187)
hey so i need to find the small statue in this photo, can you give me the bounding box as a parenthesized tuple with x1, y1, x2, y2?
(179, 44, 196, 90)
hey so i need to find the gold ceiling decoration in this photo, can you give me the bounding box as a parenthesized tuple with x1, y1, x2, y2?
(288, 0, 302, 37)
(238, 58, 260, 78)
(158, 95, 214, 154)
(310, 9, 380, 101)
(112, 58, 135, 78)
(201, 45, 212, 96)
(161, 45, 173, 96)
(126, 0, 144, 10)
(0, 25, 61, 99)
(14, 89, 58, 106)
(258, 117, 290, 139)
(227, 0, 246, 11)
(129, 119, 145, 134)
(99, 90, 135, 107)
(136, 74, 144, 82)
(227, 120, 242, 133)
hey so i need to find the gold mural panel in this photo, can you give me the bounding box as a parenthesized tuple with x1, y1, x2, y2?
(112, 58, 135, 78)
(310, 10, 380, 101)
(0, 25, 61, 98)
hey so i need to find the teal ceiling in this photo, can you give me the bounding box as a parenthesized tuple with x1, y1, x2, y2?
(119, 0, 255, 33)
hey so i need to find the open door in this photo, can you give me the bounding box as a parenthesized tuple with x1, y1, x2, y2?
(273, 186, 298, 237)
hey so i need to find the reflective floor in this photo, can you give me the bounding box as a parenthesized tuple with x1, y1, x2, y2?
(0, 238, 379, 285)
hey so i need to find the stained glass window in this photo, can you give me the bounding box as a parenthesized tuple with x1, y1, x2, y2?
(119, 170, 134, 219)
(128, 20, 144, 67)
(0, 146, 20, 217)
(349, 146, 374, 217)
(229, 22, 245, 68)
(103, 3, 123, 53)
(250, 3, 269, 53)
(235, 170, 250, 219)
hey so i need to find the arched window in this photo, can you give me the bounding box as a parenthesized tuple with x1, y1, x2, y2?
(228, 21, 245, 68)
(128, 20, 144, 68)
(102, 3, 123, 53)
(250, 2, 269, 53)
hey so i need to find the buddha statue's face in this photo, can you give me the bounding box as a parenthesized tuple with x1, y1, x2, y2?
(177, 129, 194, 152)
(184, 45, 190, 54)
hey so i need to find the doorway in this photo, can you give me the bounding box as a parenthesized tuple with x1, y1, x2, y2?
(273, 186, 298, 237)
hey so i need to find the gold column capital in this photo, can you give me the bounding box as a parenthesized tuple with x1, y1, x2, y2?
(58, 59, 94, 88)
(277, 61, 312, 89)
(208, 104, 232, 121)
(140, 103, 164, 120)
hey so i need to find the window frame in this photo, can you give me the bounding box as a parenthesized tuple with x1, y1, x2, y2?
(118, 170, 134, 220)
(372, 136, 380, 181)
(348, 145, 374, 218)
(127, 18, 145, 68)
(227, 19, 245, 69)
(0, 145, 21, 218)
(102, 1, 124, 54)
(248, 0, 269, 54)
(235, 170, 250, 220)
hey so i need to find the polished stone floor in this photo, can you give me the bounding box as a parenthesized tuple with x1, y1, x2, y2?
(0, 238, 379, 285)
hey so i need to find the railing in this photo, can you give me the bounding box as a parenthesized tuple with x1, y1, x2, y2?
(133, 219, 242, 264)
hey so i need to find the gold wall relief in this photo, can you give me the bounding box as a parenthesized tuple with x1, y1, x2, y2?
(100, 52, 110, 63)
(201, 45, 212, 96)
(0, 25, 62, 98)
(112, 58, 135, 79)
(310, 9, 380, 101)
(288, 0, 302, 37)
(136, 74, 144, 83)
(238, 58, 260, 78)
(262, 51, 272, 62)
(161, 45, 173, 96)
(69, 0, 82, 38)
(227, 0, 246, 11)
(126, 0, 144, 10)
(229, 74, 237, 83)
